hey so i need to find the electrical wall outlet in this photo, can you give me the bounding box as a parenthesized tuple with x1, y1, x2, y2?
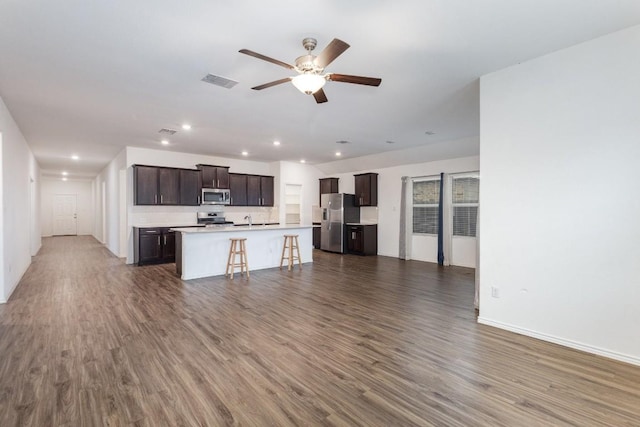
(491, 286, 500, 298)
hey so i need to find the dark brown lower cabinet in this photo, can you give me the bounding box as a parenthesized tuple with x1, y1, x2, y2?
(346, 224, 377, 255)
(134, 227, 176, 265)
(312, 224, 321, 249)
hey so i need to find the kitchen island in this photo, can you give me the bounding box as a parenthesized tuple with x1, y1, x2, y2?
(171, 224, 313, 280)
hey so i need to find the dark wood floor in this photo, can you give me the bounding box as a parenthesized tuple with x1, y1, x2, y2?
(1, 236, 639, 426)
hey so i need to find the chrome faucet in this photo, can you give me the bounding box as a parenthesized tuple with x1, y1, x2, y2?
(244, 215, 252, 226)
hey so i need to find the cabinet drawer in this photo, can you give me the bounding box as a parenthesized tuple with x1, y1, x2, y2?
(140, 228, 161, 234)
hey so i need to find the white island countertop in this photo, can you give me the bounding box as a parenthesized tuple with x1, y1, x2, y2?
(172, 224, 313, 280)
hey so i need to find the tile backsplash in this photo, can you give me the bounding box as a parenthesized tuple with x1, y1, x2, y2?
(359, 206, 379, 224)
(130, 205, 278, 226)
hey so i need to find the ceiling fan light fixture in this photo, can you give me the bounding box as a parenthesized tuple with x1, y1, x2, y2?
(291, 74, 326, 95)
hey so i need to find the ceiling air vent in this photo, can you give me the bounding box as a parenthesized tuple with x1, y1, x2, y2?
(202, 74, 238, 89)
(159, 128, 177, 135)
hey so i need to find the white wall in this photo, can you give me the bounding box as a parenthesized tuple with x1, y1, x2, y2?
(327, 155, 479, 260)
(0, 96, 41, 302)
(94, 149, 126, 257)
(41, 178, 94, 236)
(479, 25, 640, 365)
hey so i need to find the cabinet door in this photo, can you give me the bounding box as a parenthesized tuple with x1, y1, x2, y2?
(215, 167, 230, 189)
(362, 225, 378, 255)
(313, 226, 321, 249)
(246, 175, 261, 206)
(134, 166, 158, 205)
(229, 173, 248, 206)
(180, 169, 201, 206)
(354, 173, 378, 206)
(200, 166, 216, 188)
(158, 168, 180, 205)
(319, 178, 339, 205)
(260, 176, 274, 206)
(350, 226, 364, 253)
(354, 175, 369, 206)
(162, 230, 176, 261)
(139, 232, 162, 263)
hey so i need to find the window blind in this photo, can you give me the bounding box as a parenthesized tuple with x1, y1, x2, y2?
(452, 176, 479, 237)
(413, 179, 440, 234)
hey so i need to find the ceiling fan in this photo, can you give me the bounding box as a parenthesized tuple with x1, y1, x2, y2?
(239, 37, 381, 104)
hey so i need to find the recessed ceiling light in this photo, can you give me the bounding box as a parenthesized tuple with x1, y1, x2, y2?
(425, 131, 436, 135)
(71, 155, 79, 160)
(335, 152, 342, 157)
(336, 140, 350, 144)
(62, 171, 68, 176)
(241, 151, 248, 156)
(62, 177, 68, 181)
(300, 159, 306, 163)
(182, 124, 191, 130)
(273, 141, 281, 146)
(161, 139, 169, 145)
(386, 140, 396, 144)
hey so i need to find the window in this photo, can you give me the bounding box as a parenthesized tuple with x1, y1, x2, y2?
(452, 175, 479, 237)
(413, 178, 440, 234)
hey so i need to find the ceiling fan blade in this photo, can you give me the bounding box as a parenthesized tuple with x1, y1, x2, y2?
(314, 39, 350, 68)
(313, 88, 328, 104)
(328, 73, 382, 87)
(251, 77, 291, 90)
(239, 49, 295, 70)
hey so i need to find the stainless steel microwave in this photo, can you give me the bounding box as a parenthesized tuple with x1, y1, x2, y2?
(201, 188, 230, 205)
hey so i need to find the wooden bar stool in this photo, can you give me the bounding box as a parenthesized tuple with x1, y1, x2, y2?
(280, 234, 302, 271)
(226, 238, 249, 279)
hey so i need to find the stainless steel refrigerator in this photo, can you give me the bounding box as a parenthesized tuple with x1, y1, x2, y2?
(320, 193, 359, 253)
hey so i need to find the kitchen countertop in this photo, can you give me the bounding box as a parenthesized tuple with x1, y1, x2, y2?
(171, 224, 313, 233)
(232, 222, 279, 227)
(133, 224, 205, 228)
(345, 222, 378, 226)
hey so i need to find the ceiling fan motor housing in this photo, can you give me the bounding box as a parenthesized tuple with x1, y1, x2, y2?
(295, 54, 323, 74)
(301, 37, 317, 51)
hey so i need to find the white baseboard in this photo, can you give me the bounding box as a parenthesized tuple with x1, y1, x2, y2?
(478, 317, 640, 367)
(3, 260, 32, 304)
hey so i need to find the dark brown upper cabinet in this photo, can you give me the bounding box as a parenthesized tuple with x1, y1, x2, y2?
(319, 177, 339, 205)
(134, 165, 159, 205)
(197, 164, 230, 189)
(134, 165, 180, 205)
(158, 168, 180, 205)
(133, 165, 200, 206)
(246, 174, 274, 206)
(229, 173, 248, 206)
(179, 169, 202, 206)
(260, 176, 274, 206)
(354, 173, 378, 207)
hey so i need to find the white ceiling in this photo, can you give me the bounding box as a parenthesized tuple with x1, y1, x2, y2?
(1, 1, 639, 178)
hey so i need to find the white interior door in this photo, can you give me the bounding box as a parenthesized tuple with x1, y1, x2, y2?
(53, 194, 77, 236)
